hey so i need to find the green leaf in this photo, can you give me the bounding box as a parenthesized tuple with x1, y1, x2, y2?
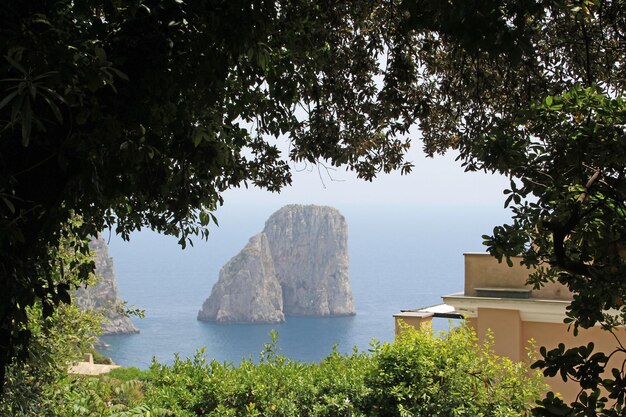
(0, 89, 19, 111)
(108, 66, 129, 81)
(95, 46, 107, 62)
(41, 94, 63, 123)
(199, 211, 210, 226)
(20, 98, 33, 146)
(1, 196, 15, 213)
(192, 129, 203, 147)
(11, 89, 25, 121)
(4, 54, 27, 75)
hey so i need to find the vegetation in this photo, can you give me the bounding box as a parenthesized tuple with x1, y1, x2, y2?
(0, 225, 102, 415)
(383, 1, 626, 414)
(409, 2, 626, 414)
(480, 86, 626, 416)
(2, 0, 626, 414)
(3, 326, 545, 417)
(364, 325, 545, 417)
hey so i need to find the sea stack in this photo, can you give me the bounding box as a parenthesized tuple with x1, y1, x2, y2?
(198, 205, 355, 323)
(73, 235, 139, 334)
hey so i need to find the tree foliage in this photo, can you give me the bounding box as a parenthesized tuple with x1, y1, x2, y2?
(0, 0, 417, 391)
(0, 224, 102, 415)
(482, 81, 626, 417)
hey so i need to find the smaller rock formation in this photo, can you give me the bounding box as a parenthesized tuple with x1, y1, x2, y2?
(73, 235, 139, 334)
(198, 204, 355, 323)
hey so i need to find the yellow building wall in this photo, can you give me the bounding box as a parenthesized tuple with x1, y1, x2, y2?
(469, 308, 626, 402)
(394, 313, 433, 335)
(522, 321, 626, 401)
(475, 308, 523, 361)
(464, 253, 571, 300)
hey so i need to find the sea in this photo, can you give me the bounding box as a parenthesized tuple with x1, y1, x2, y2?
(99, 202, 512, 368)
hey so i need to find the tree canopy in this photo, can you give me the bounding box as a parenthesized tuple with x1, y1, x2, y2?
(1, 0, 415, 391)
(399, 0, 626, 414)
(392, 0, 626, 414)
(2, 0, 626, 414)
(398, 1, 626, 414)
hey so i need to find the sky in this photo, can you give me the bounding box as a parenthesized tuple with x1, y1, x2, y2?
(223, 142, 510, 208)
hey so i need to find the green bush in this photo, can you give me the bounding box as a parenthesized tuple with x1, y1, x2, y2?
(365, 324, 546, 416)
(143, 341, 372, 417)
(90, 348, 114, 365)
(59, 376, 173, 417)
(131, 326, 544, 417)
(106, 366, 151, 382)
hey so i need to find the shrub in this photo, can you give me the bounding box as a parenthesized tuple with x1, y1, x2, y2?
(364, 324, 546, 417)
(0, 292, 102, 416)
(139, 325, 544, 417)
(107, 366, 151, 382)
(142, 334, 373, 417)
(90, 348, 114, 365)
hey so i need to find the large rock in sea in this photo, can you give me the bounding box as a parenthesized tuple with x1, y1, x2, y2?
(198, 205, 355, 323)
(265, 205, 354, 316)
(73, 235, 139, 334)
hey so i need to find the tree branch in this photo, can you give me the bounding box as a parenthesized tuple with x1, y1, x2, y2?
(577, 169, 601, 203)
(548, 170, 602, 277)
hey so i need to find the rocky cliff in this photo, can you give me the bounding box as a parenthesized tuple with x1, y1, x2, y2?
(73, 235, 139, 334)
(265, 205, 354, 316)
(198, 205, 355, 323)
(197, 234, 285, 323)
